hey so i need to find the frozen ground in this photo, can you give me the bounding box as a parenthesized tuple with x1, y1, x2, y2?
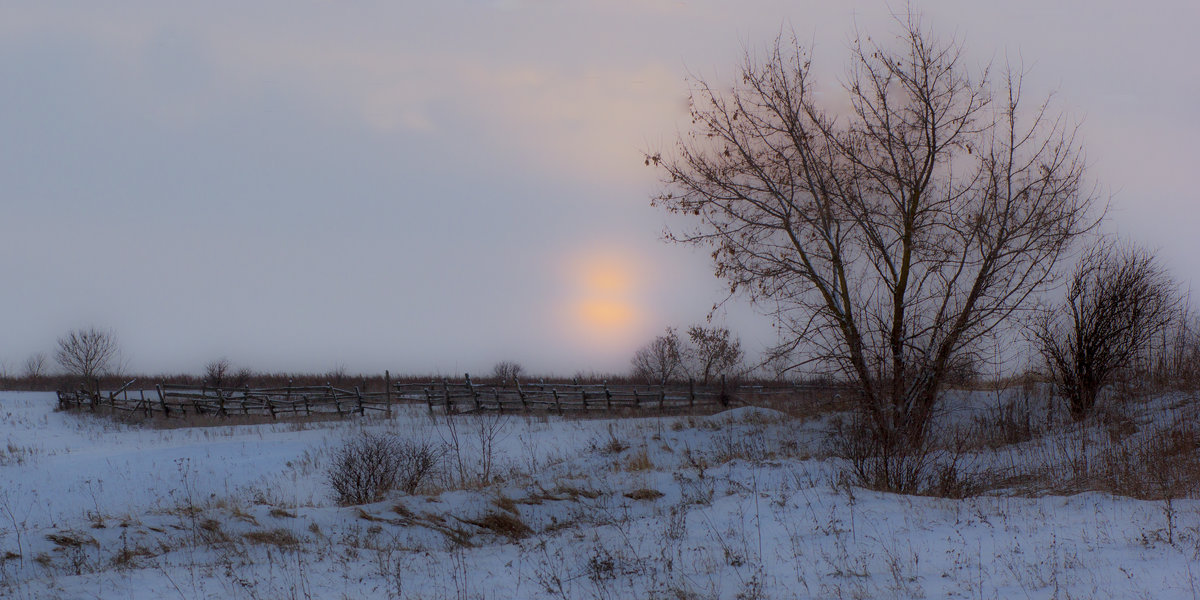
(0, 390, 1197, 599)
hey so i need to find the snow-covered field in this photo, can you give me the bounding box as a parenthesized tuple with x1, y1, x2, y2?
(0, 390, 1197, 599)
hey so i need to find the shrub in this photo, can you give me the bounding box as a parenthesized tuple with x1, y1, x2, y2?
(327, 433, 442, 505)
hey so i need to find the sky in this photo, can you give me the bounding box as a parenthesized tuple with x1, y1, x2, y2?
(1, 1, 1196, 377)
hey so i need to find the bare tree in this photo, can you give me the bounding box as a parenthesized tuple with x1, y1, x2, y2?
(631, 328, 684, 385)
(231, 367, 254, 389)
(55, 327, 119, 393)
(491, 360, 524, 383)
(649, 15, 1096, 474)
(686, 325, 744, 385)
(204, 357, 232, 388)
(1034, 241, 1181, 419)
(22, 353, 47, 380)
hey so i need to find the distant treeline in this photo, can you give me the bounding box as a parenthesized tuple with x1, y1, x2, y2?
(0, 370, 847, 394)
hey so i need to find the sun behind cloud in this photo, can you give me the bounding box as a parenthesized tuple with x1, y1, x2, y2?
(562, 252, 643, 350)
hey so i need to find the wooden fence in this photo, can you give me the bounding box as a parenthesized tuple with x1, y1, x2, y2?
(419, 377, 739, 415)
(55, 374, 798, 420)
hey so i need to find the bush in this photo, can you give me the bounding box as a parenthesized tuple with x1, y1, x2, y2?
(327, 433, 442, 505)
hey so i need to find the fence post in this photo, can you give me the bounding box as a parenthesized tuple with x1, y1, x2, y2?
(465, 373, 480, 411)
(494, 386, 503, 414)
(575, 378, 587, 412)
(258, 385, 276, 419)
(385, 370, 393, 417)
(689, 378, 696, 410)
(156, 384, 170, 417)
(659, 386, 666, 413)
(604, 381, 613, 412)
(551, 387, 562, 414)
(424, 386, 434, 414)
(514, 378, 528, 412)
(633, 388, 640, 409)
(216, 387, 227, 417)
(328, 383, 341, 416)
(140, 389, 150, 418)
(354, 386, 365, 415)
(442, 379, 452, 414)
(720, 374, 729, 407)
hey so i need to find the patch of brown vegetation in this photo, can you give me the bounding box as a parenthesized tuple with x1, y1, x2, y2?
(624, 448, 654, 471)
(624, 488, 665, 501)
(493, 495, 518, 514)
(243, 528, 301, 548)
(549, 484, 602, 500)
(45, 531, 98, 549)
(463, 512, 531, 541)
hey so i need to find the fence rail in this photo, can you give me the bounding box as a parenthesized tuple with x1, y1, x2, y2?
(57, 376, 843, 421)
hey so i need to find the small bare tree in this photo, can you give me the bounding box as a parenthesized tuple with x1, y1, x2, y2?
(686, 325, 743, 385)
(491, 360, 524, 383)
(22, 353, 47, 380)
(1034, 241, 1181, 419)
(631, 328, 684, 385)
(55, 327, 119, 393)
(649, 15, 1096, 488)
(204, 357, 232, 388)
(232, 367, 254, 389)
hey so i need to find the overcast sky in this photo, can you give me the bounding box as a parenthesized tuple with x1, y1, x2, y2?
(2, 1, 1196, 376)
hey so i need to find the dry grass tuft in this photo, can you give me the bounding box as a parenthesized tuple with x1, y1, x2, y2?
(595, 425, 630, 455)
(624, 448, 654, 471)
(243, 528, 301, 548)
(624, 488, 665, 501)
(229, 506, 259, 525)
(550, 484, 602, 500)
(45, 531, 99, 549)
(355, 507, 389, 522)
(110, 544, 157, 569)
(493, 495, 518, 514)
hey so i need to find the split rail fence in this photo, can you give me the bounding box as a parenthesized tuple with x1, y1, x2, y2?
(57, 375, 831, 421)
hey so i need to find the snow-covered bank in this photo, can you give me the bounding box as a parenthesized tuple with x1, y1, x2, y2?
(1, 390, 1197, 599)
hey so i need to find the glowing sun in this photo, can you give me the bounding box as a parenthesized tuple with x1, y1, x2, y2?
(564, 253, 642, 346)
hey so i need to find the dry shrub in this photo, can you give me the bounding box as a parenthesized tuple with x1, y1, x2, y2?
(971, 393, 1043, 448)
(830, 415, 984, 497)
(712, 429, 770, 464)
(829, 415, 937, 494)
(995, 405, 1200, 500)
(1091, 420, 1200, 500)
(327, 432, 442, 505)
